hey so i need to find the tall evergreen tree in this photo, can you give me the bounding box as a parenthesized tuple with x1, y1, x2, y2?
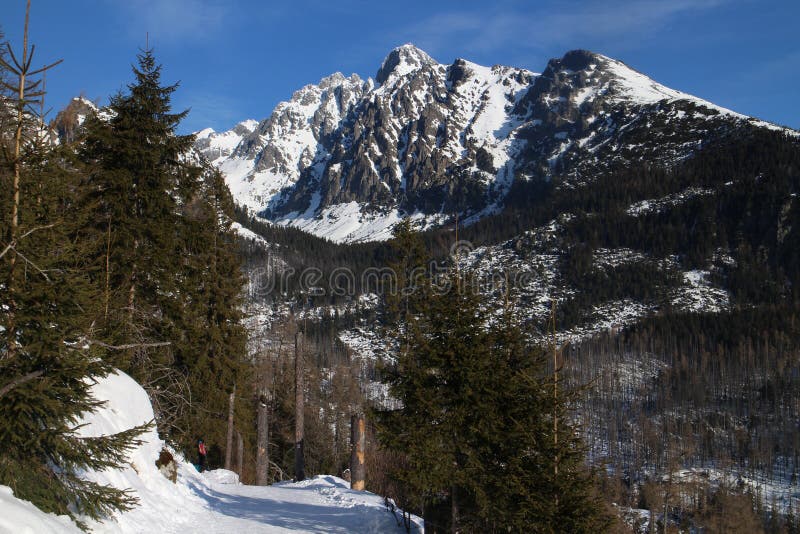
(0, 22, 147, 527)
(176, 166, 249, 457)
(78, 48, 201, 428)
(78, 49, 250, 462)
(375, 226, 611, 532)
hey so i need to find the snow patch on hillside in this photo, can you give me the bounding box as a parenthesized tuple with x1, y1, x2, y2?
(672, 270, 729, 313)
(231, 222, 272, 248)
(277, 202, 448, 243)
(626, 187, 716, 217)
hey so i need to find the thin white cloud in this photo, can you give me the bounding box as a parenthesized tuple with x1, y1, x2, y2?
(397, 0, 733, 58)
(113, 0, 232, 44)
(176, 91, 247, 134)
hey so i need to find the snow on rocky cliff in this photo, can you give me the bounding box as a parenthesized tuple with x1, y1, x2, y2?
(197, 46, 797, 244)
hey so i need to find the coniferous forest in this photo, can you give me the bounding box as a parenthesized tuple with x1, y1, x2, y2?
(0, 22, 248, 525)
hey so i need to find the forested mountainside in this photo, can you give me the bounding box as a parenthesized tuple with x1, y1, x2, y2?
(236, 126, 800, 322)
(225, 48, 800, 530)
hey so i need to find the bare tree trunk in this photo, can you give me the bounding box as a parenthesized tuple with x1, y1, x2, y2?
(0, 369, 43, 398)
(1, 1, 60, 361)
(104, 216, 112, 322)
(295, 332, 305, 481)
(235, 430, 243, 476)
(350, 413, 366, 491)
(225, 383, 236, 471)
(4, 2, 30, 362)
(451, 484, 459, 534)
(256, 390, 270, 485)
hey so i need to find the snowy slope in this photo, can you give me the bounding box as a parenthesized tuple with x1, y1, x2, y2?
(0, 370, 420, 533)
(198, 46, 798, 244)
(196, 44, 535, 242)
(0, 487, 82, 534)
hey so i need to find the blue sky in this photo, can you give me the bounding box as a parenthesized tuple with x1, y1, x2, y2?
(4, 0, 799, 134)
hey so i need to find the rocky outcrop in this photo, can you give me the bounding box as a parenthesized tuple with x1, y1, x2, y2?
(195, 46, 794, 242)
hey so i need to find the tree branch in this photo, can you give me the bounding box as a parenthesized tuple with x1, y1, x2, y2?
(13, 249, 52, 281)
(87, 340, 171, 351)
(0, 370, 44, 398)
(29, 58, 64, 77)
(0, 243, 12, 260)
(0, 223, 58, 261)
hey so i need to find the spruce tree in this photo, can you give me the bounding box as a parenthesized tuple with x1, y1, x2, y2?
(78, 48, 202, 433)
(483, 315, 612, 532)
(176, 166, 249, 459)
(0, 22, 147, 526)
(79, 51, 249, 462)
(79, 46, 199, 350)
(375, 225, 612, 532)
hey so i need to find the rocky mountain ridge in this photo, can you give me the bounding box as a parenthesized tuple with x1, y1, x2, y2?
(199, 45, 795, 243)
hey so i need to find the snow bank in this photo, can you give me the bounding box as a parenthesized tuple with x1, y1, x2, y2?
(0, 486, 82, 534)
(2, 370, 420, 532)
(0, 370, 193, 534)
(202, 469, 240, 486)
(77, 371, 212, 533)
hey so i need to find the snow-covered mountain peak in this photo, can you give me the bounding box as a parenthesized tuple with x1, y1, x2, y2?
(539, 49, 703, 108)
(318, 72, 363, 90)
(196, 47, 796, 243)
(231, 118, 259, 135)
(376, 43, 438, 85)
(193, 119, 259, 164)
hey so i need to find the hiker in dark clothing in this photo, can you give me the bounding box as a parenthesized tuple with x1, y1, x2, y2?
(198, 439, 207, 472)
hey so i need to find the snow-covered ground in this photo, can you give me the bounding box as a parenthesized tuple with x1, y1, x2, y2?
(0, 486, 82, 534)
(0, 370, 421, 533)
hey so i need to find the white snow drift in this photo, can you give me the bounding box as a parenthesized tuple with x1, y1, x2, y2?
(0, 370, 420, 533)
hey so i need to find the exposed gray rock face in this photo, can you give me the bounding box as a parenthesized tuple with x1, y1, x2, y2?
(263, 45, 534, 220)
(51, 96, 98, 144)
(194, 46, 793, 242)
(194, 119, 259, 162)
(249, 73, 367, 175)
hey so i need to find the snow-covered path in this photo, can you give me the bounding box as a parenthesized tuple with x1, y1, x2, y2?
(1, 472, 419, 534)
(0, 371, 422, 533)
(178, 473, 415, 533)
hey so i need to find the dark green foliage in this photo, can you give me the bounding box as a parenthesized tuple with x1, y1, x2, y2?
(78, 48, 200, 369)
(176, 167, 249, 454)
(375, 226, 612, 532)
(382, 218, 431, 324)
(77, 50, 249, 467)
(0, 113, 149, 525)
